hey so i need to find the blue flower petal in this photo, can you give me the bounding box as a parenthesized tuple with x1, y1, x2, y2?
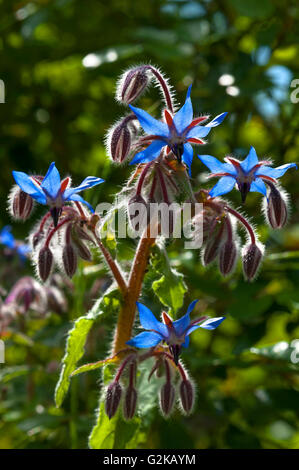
(136, 302, 168, 337)
(126, 331, 163, 348)
(129, 139, 165, 165)
(205, 112, 227, 128)
(186, 299, 199, 315)
(185, 324, 201, 336)
(255, 162, 297, 178)
(182, 143, 193, 176)
(250, 178, 267, 196)
(68, 193, 94, 212)
(0, 226, 15, 249)
(198, 316, 225, 330)
(186, 125, 211, 139)
(209, 176, 236, 198)
(64, 176, 104, 199)
(198, 155, 236, 175)
(41, 162, 61, 199)
(240, 146, 259, 173)
(173, 85, 193, 134)
(173, 312, 190, 337)
(129, 105, 169, 137)
(12, 171, 47, 204)
(181, 335, 190, 348)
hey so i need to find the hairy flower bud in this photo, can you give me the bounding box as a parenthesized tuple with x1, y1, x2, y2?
(128, 194, 149, 232)
(105, 381, 122, 419)
(179, 379, 195, 414)
(267, 187, 288, 229)
(117, 67, 150, 104)
(203, 224, 225, 265)
(242, 243, 263, 281)
(160, 382, 176, 417)
(10, 187, 34, 221)
(109, 120, 132, 163)
(38, 246, 53, 282)
(123, 386, 138, 420)
(219, 240, 237, 276)
(62, 243, 77, 278)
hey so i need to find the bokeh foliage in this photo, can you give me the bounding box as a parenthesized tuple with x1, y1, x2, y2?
(0, 0, 299, 449)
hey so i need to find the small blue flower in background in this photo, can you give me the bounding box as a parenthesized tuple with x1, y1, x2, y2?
(127, 300, 225, 364)
(12, 162, 104, 226)
(129, 86, 227, 175)
(0, 226, 31, 262)
(199, 146, 297, 202)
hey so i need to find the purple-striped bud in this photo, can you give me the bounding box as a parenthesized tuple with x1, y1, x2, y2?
(159, 382, 176, 417)
(109, 121, 132, 163)
(179, 379, 195, 414)
(203, 224, 225, 265)
(128, 194, 149, 232)
(267, 187, 288, 229)
(10, 187, 34, 221)
(117, 67, 150, 104)
(72, 237, 92, 261)
(242, 243, 263, 281)
(38, 246, 53, 282)
(105, 381, 122, 419)
(219, 240, 237, 276)
(123, 386, 138, 420)
(62, 243, 77, 278)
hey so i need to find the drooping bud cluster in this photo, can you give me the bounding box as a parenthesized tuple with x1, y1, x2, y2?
(31, 205, 99, 282)
(194, 191, 264, 281)
(106, 64, 176, 166)
(0, 275, 67, 334)
(104, 348, 196, 421)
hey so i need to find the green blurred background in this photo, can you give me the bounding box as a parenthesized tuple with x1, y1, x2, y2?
(0, 0, 299, 449)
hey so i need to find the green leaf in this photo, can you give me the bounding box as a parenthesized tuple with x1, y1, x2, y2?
(149, 245, 187, 315)
(55, 286, 123, 407)
(71, 356, 118, 377)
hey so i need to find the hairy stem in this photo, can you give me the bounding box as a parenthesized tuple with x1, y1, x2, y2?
(92, 230, 127, 295)
(112, 225, 156, 354)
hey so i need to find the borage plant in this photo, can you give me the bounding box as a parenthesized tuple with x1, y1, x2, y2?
(8, 64, 297, 448)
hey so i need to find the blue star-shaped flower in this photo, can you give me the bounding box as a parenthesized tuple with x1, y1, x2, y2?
(127, 301, 225, 364)
(0, 226, 31, 262)
(13, 162, 104, 225)
(129, 86, 227, 175)
(199, 146, 297, 202)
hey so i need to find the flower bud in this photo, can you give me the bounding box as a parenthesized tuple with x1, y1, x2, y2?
(242, 243, 263, 281)
(123, 386, 138, 420)
(128, 194, 149, 232)
(117, 67, 150, 104)
(159, 382, 176, 417)
(10, 187, 34, 221)
(219, 240, 237, 276)
(105, 381, 122, 419)
(62, 243, 77, 278)
(203, 224, 225, 265)
(179, 379, 195, 414)
(38, 246, 53, 282)
(267, 187, 288, 229)
(109, 121, 132, 163)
